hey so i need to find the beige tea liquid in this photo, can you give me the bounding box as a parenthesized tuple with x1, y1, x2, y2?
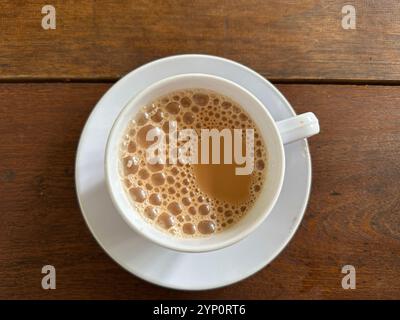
(119, 89, 267, 237)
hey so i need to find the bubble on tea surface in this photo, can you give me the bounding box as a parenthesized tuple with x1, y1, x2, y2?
(128, 128, 136, 136)
(181, 187, 189, 194)
(188, 206, 196, 215)
(122, 156, 139, 174)
(181, 96, 192, 108)
(157, 212, 175, 229)
(224, 210, 233, 217)
(182, 197, 191, 206)
(138, 169, 149, 180)
(183, 112, 195, 124)
(166, 102, 180, 114)
(145, 206, 158, 220)
(168, 187, 175, 194)
(256, 160, 265, 170)
(198, 220, 215, 234)
(151, 172, 166, 186)
(167, 176, 175, 184)
(127, 141, 137, 153)
(182, 223, 196, 235)
(193, 93, 209, 106)
(135, 112, 149, 126)
(198, 204, 210, 215)
(232, 105, 241, 113)
(129, 187, 146, 203)
(221, 101, 231, 108)
(167, 201, 182, 215)
(144, 103, 156, 113)
(145, 183, 153, 190)
(151, 109, 164, 123)
(123, 179, 131, 188)
(149, 193, 162, 206)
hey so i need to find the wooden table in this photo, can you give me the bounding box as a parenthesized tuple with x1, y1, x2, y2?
(0, 1, 399, 299)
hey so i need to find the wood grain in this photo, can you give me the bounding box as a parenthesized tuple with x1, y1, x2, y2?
(0, 83, 399, 299)
(0, 0, 400, 82)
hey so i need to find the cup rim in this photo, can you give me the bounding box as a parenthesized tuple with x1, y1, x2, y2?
(105, 73, 285, 252)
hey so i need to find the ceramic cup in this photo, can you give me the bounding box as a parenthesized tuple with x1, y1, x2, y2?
(105, 73, 319, 252)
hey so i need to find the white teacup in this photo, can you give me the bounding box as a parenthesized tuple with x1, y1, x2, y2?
(105, 74, 319, 252)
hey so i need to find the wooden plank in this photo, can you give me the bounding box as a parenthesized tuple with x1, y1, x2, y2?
(0, 1, 399, 81)
(0, 83, 399, 299)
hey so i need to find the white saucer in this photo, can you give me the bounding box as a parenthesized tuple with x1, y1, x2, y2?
(75, 54, 311, 290)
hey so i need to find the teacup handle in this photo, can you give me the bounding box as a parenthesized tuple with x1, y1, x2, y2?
(276, 112, 320, 144)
